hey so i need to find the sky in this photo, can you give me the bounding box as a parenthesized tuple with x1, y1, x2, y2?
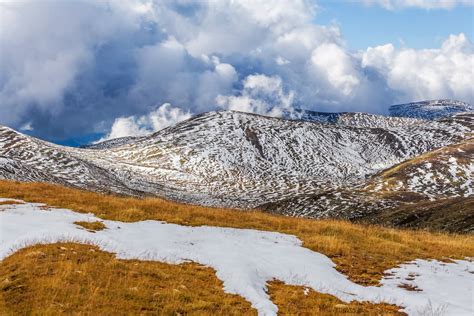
(0, 0, 473, 145)
(316, 1, 474, 49)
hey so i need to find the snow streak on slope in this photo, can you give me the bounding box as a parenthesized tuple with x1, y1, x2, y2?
(82, 136, 139, 149)
(0, 111, 473, 213)
(1, 199, 473, 316)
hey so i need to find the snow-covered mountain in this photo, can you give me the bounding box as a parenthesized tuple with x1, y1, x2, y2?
(285, 99, 472, 125)
(0, 127, 141, 196)
(283, 109, 424, 128)
(1, 110, 472, 220)
(389, 99, 473, 120)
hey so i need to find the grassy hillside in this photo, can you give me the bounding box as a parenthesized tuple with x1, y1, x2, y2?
(1, 180, 473, 314)
(367, 138, 473, 200)
(361, 138, 474, 232)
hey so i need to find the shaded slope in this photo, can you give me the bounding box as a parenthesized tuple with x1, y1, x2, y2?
(360, 197, 474, 234)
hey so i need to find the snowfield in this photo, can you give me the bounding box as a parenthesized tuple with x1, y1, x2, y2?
(1, 198, 472, 315)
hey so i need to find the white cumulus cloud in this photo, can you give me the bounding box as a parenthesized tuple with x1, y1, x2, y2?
(362, 33, 474, 103)
(99, 103, 192, 141)
(311, 43, 361, 96)
(216, 74, 295, 117)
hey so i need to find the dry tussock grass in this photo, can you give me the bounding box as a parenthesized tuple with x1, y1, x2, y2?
(0, 243, 404, 315)
(268, 281, 402, 315)
(74, 221, 106, 232)
(0, 243, 255, 315)
(0, 180, 473, 314)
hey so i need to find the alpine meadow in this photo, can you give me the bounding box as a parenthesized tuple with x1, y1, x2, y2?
(0, 1, 473, 315)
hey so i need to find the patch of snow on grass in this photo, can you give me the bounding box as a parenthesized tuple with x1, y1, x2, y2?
(381, 259, 473, 316)
(0, 200, 472, 316)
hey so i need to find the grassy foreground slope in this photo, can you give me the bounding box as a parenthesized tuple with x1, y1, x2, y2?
(1, 243, 401, 315)
(1, 180, 473, 314)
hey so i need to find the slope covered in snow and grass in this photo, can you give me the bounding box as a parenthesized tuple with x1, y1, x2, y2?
(368, 138, 473, 199)
(1, 198, 473, 316)
(86, 111, 472, 208)
(263, 135, 474, 232)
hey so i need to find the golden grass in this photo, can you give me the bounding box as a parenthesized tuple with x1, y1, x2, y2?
(267, 281, 402, 315)
(74, 221, 106, 232)
(0, 180, 473, 287)
(0, 243, 405, 316)
(0, 243, 255, 315)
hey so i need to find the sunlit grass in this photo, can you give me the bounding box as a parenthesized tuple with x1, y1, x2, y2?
(74, 221, 106, 232)
(0, 243, 255, 315)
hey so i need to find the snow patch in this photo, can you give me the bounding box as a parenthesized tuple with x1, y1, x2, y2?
(1, 200, 473, 315)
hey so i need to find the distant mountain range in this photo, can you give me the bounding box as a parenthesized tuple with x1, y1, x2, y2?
(389, 99, 473, 120)
(1, 99, 472, 232)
